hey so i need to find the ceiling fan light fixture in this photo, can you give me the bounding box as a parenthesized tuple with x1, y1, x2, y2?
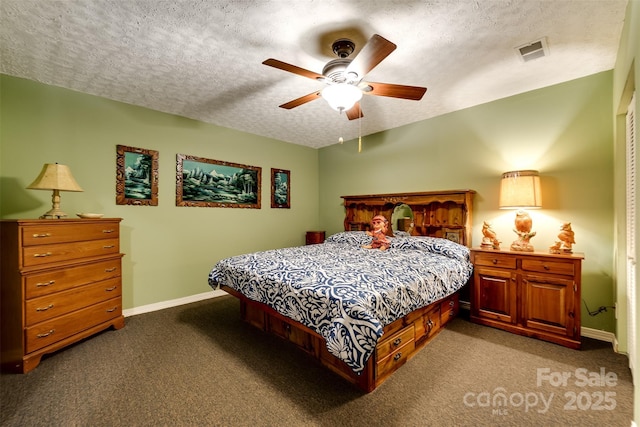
(321, 83, 362, 112)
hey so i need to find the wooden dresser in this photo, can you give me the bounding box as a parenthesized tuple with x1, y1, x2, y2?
(1, 219, 125, 373)
(469, 248, 583, 349)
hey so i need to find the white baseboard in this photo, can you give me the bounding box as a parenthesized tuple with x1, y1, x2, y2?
(581, 326, 616, 344)
(122, 289, 226, 317)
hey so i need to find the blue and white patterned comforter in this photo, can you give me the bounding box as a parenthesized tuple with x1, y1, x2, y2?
(208, 232, 473, 374)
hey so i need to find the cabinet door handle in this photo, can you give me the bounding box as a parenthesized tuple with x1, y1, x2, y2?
(35, 280, 55, 287)
(33, 252, 52, 258)
(37, 329, 55, 338)
(32, 233, 51, 238)
(36, 304, 54, 312)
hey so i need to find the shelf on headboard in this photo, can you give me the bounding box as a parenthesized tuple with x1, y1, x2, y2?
(341, 190, 476, 247)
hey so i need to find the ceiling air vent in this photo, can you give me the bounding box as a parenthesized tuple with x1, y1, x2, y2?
(515, 38, 549, 62)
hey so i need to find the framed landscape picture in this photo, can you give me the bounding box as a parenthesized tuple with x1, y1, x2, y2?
(176, 154, 261, 208)
(116, 145, 159, 206)
(271, 168, 290, 209)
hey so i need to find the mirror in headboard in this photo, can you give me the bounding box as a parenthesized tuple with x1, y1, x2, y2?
(391, 203, 414, 233)
(341, 190, 476, 247)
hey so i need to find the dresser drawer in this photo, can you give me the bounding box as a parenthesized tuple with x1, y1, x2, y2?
(473, 253, 517, 269)
(521, 258, 575, 276)
(25, 297, 122, 353)
(21, 222, 119, 246)
(25, 258, 122, 299)
(22, 238, 120, 267)
(376, 324, 415, 360)
(25, 278, 122, 326)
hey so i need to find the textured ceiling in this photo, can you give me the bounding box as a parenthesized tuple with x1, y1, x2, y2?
(0, 0, 628, 149)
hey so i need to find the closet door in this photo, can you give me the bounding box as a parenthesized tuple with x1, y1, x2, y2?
(626, 92, 636, 380)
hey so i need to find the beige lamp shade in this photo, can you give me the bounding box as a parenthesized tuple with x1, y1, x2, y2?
(27, 163, 84, 192)
(499, 170, 541, 209)
(27, 163, 83, 219)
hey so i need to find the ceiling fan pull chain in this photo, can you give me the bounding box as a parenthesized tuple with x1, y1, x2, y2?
(358, 102, 362, 153)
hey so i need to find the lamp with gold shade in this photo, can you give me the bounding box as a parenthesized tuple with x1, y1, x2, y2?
(27, 163, 83, 219)
(499, 170, 542, 252)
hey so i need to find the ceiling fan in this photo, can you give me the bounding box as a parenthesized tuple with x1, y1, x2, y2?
(262, 34, 427, 120)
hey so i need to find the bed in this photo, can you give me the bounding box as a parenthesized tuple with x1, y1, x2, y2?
(208, 190, 475, 392)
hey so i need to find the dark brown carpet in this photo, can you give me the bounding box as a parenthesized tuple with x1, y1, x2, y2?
(1, 295, 633, 426)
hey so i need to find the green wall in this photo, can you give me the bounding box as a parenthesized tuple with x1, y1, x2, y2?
(0, 67, 618, 333)
(0, 75, 320, 309)
(319, 71, 615, 332)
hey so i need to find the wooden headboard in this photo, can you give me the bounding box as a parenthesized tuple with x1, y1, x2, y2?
(341, 190, 475, 247)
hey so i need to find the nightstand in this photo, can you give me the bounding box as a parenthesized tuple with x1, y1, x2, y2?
(469, 248, 584, 349)
(305, 231, 325, 245)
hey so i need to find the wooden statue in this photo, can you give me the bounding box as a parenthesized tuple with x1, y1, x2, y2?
(557, 222, 576, 253)
(481, 221, 500, 249)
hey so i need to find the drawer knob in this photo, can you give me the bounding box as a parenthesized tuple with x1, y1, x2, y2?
(105, 286, 118, 292)
(393, 337, 402, 347)
(33, 252, 52, 258)
(543, 264, 550, 270)
(492, 259, 498, 264)
(36, 329, 55, 338)
(102, 229, 115, 234)
(393, 352, 402, 361)
(449, 300, 455, 307)
(36, 304, 54, 312)
(106, 306, 119, 313)
(105, 267, 117, 273)
(32, 233, 51, 238)
(35, 280, 55, 288)
(103, 245, 115, 249)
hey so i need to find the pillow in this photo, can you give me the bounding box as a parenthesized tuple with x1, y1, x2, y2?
(324, 231, 373, 246)
(393, 230, 411, 237)
(390, 235, 470, 263)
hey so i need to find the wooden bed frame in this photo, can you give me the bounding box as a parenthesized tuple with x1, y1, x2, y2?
(223, 190, 475, 392)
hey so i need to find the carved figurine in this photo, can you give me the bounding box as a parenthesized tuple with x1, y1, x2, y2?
(549, 241, 562, 254)
(557, 222, 576, 253)
(510, 210, 536, 252)
(362, 215, 390, 251)
(481, 221, 500, 250)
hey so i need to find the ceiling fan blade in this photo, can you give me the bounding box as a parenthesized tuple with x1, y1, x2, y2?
(346, 102, 363, 120)
(364, 82, 427, 100)
(278, 91, 322, 109)
(263, 58, 325, 81)
(345, 34, 396, 80)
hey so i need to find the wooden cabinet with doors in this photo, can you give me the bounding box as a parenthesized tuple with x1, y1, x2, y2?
(470, 248, 583, 349)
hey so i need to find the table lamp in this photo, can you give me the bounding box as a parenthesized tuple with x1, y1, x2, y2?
(499, 170, 542, 252)
(27, 163, 83, 219)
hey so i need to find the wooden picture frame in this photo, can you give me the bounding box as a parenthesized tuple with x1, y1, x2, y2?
(270, 168, 290, 209)
(116, 145, 159, 206)
(176, 154, 261, 208)
(443, 228, 463, 244)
